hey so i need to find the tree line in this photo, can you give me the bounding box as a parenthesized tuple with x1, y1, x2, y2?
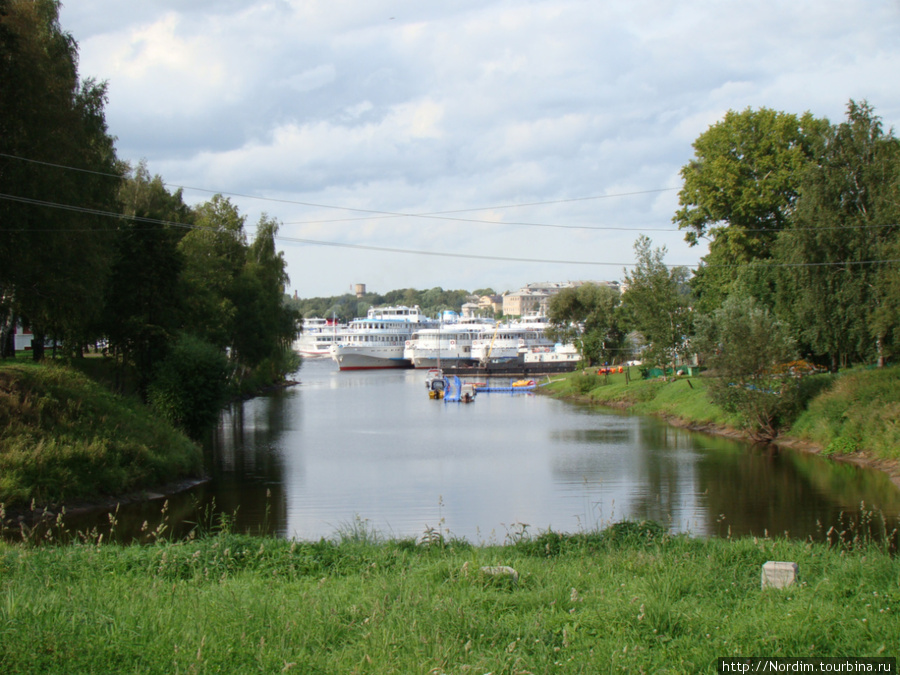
(286, 287, 497, 323)
(0, 1, 299, 434)
(548, 101, 899, 438)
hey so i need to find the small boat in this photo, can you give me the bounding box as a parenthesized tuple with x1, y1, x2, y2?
(458, 382, 477, 404)
(425, 368, 448, 400)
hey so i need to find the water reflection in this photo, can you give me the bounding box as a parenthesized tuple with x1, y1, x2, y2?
(17, 358, 900, 545)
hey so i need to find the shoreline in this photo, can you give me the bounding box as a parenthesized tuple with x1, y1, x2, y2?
(548, 388, 900, 492)
(2, 477, 211, 528)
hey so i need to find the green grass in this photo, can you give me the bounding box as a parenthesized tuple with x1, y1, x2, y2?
(544, 369, 741, 428)
(543, 365, 900, 464)
(0, 524, 896, 674)
(790, 366, 900, 460)
(0, 361, 203, 507)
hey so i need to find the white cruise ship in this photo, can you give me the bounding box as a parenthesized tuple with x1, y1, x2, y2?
(329, 305, 437, 370)
(293, 317, 345, 357)
(469, 315, 556, 364)
(403, 315, 496, 369)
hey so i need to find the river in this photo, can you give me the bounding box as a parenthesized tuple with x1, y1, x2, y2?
(50, 358, 900, 544)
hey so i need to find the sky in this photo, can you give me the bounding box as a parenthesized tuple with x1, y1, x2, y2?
(58, 0, 900, 299)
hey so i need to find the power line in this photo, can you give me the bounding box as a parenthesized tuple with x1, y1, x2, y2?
(2, 192, 898, 269)
(0, 151, 676, 226)
(2, 151, 897, 234)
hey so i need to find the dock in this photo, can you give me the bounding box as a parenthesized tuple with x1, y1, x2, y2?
(439, 361, 578, 377)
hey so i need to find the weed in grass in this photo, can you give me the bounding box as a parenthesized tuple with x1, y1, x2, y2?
(335, 514, 382, 545)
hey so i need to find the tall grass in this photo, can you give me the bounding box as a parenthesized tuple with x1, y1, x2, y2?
(0, 362, 203, 507)
(790, 366, 900, 459)
(0, 521, 897, 673)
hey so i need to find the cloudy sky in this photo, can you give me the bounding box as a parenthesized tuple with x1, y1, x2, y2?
(59, 1, 900, 298)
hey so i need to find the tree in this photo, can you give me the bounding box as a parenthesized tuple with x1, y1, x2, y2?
(0, 0, 120, 357)
(547, 284, 623, 365)
(674, 107, 828, 311)
(775, 101, 900, 371)
(620, 236, 693, 375)
(695, 296, 798, 440)
(178, 195, 247, 350)
(101, 162, 189, 394)
(230, 214, 300, 371)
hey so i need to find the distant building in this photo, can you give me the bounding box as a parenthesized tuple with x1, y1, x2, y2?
(503, 289, 551, 316)
(354, 284, 366, 298)
(13, 322, 33, 351)
(501, 281, 620, 316)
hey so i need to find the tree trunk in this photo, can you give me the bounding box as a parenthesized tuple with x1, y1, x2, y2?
(0, 308, 16, 359)
(32, 330, 45, 361)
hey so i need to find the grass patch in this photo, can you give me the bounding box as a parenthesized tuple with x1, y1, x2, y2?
(544, 365, 900, 463)
(0, 361, 202, 507)
(789, 366, 900, 460)
(544, 369, 741, 428)
(0, 524, 896, 673)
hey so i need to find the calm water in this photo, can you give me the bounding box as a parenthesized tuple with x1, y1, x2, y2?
(50, 358, 900, 543)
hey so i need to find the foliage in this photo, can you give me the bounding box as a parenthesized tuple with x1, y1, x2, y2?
(621, 236, 693, 372)
(547, 283, 624, 365)
(0, 0, 121, 357)
(0, 361, 201, 506)
(775, 101, 900, 371)
(674, 107, 828, 311)
(693, 296, 799, 439)
(790, 365, 900, 460)
(230, 215, 300, 369)
(147, 334, 230, 439)
(178, 194, 247, 350)
(102, 162, 189, 395)
(289, 287, 481, 323)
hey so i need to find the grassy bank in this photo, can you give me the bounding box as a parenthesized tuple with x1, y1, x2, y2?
(542, 365, 900, 466)
(0, 361, 203, 508)
(0, 524, 896, 673)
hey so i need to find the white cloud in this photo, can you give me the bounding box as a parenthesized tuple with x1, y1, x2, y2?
(58, 0, 900, 296)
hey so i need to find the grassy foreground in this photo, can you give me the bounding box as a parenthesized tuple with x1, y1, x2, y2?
(542, 365, 900, 463)
(0, 361, 203, 507)
(0, 524, 897, 674)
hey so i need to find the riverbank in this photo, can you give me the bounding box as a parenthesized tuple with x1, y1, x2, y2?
(0, 361, 204, 510)
(0, 524, 895, 672)
(540, 366, 900, 489)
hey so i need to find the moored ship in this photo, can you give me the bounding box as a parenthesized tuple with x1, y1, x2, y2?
(404, 316, 496, 369)
(293, 316, 345, 357)
(329, 305, 437, 370)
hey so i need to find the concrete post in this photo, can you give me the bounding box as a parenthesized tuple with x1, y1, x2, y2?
(762, 561, 798, 589)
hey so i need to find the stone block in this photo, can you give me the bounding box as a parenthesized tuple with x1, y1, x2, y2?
(761, 561, 798, 589)
(479, 565, 519, 586)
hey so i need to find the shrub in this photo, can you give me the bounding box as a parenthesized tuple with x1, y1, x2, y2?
(148, 334, 229, 438)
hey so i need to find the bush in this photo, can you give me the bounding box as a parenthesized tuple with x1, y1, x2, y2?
(148, 334, 229, 438)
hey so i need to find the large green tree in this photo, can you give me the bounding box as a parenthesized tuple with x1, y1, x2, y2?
(775, 101, 900, 371)
(620, 236, 693, 374)
(674, 107, 828, 311)
(547, 283, 624, 365)
(178, 194, 247, 351)
(102, 162, 190, 394)
(231, 214, 300, 370)
(0, 0, 120, 357)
